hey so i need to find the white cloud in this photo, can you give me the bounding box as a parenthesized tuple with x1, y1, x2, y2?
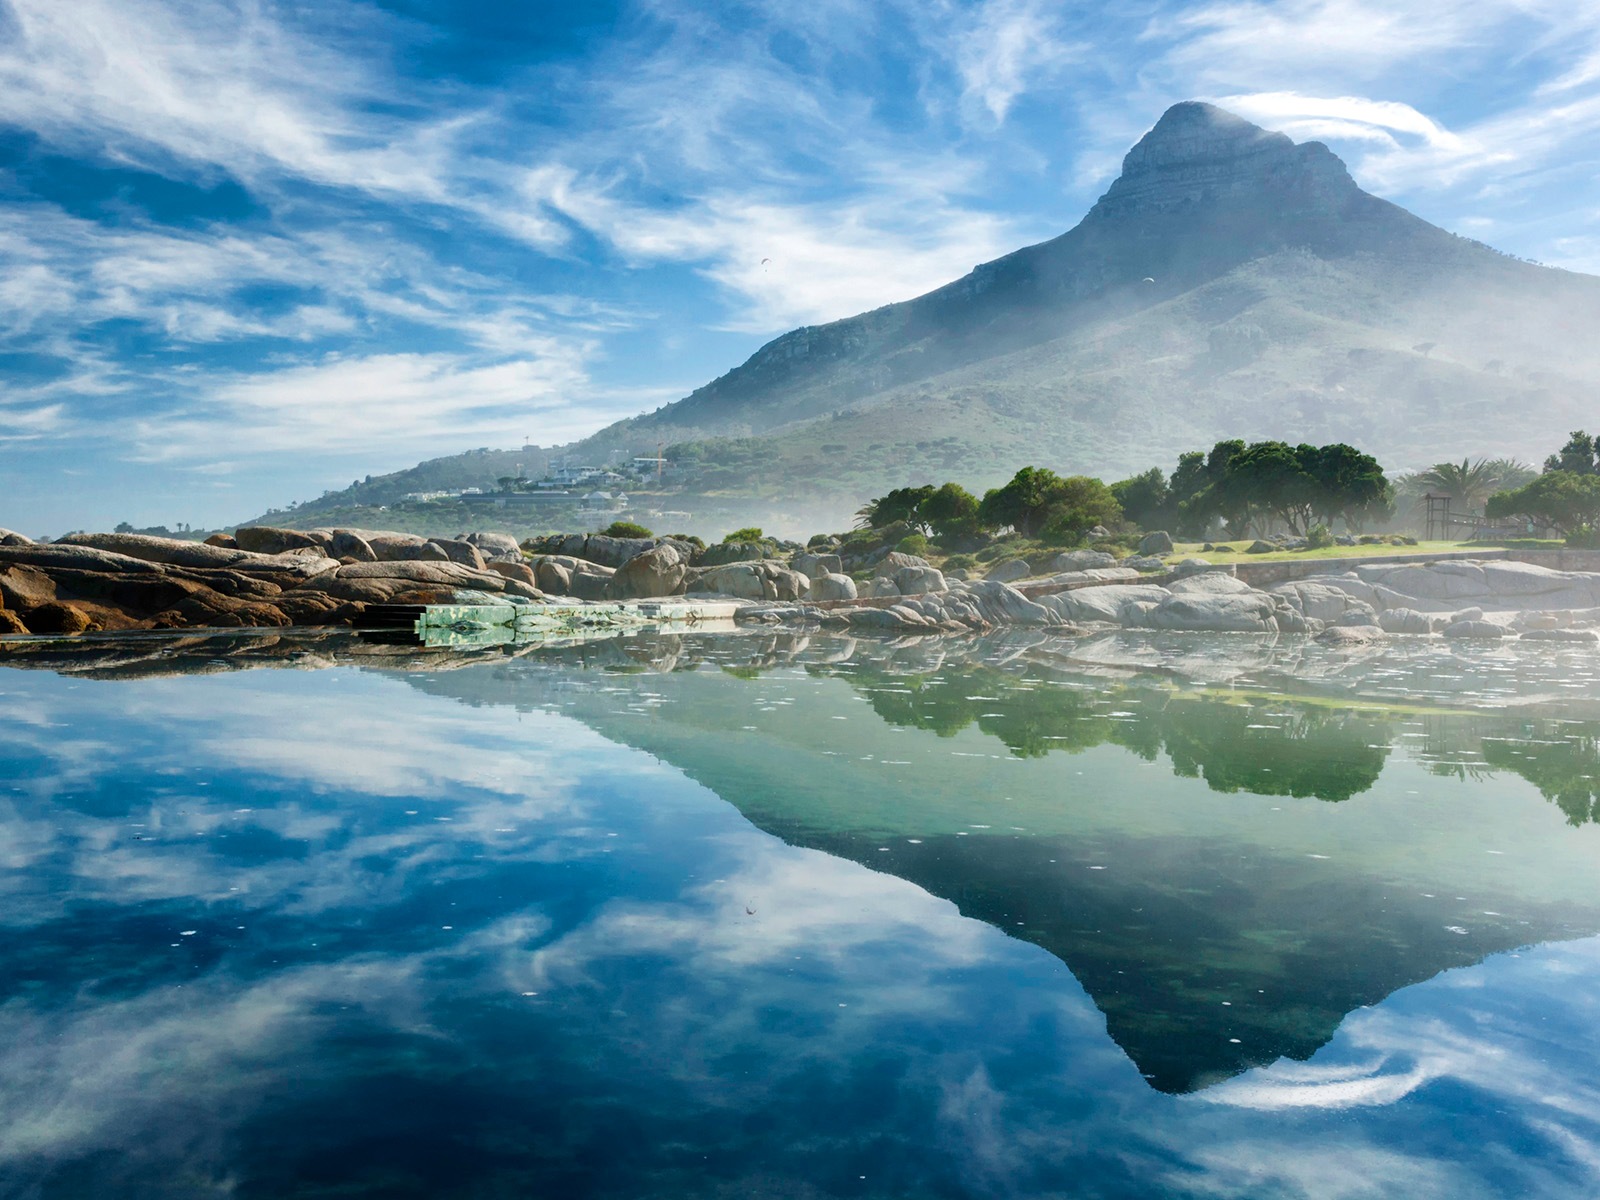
(951, 0, 1083, 126)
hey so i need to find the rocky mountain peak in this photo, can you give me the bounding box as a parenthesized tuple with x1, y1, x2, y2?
(1088, 100, 1358, 221)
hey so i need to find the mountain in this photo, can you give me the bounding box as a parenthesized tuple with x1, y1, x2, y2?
(270, 101, 1600, 536)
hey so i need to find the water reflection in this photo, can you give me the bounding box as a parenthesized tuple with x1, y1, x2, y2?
(2, 630, 1600, 1195)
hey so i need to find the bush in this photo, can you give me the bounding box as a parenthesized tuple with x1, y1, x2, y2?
(666, 533, 705, 550)
(896, 533, 930, 557)
(1306, 523, 1335, 549)
(723, 526, 764, 543)
(941, 553, 977, 572)
(601, 520, 653, 539)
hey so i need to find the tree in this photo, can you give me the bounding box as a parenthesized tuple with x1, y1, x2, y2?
(1173, 440, 1247, 537)
(1226, 441, 1317, 534)
(1411, 457, 1534, 514)
(1110, 467, 1168, 530)
(920, 482, 980, 540)
(1544, 431, 1599, 476)
(1038, 477, 1123, 546)
(978, 467, 1069, 537)
(1302, 443, 1389, 528)
(855, 485, 935, 531)
(601, 520, 653, 538)
(1487, 472, 1600, 537)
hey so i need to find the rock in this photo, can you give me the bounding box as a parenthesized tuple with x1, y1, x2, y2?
(952, 580, 1063, 627)
(692, 561, 809, 602)
(0, 608, 28, 634)
(946, 567, 970, 582)
(1123, 555, 1167, 572)
(365, 533, 429, 561)
(1316, 625, 1382, 646)
(23, 601, 97, 634)
(1273, 607, 1313, 634)
(1442, 619, 1508, 639)
(0, 563, 60, 611)
(1378, 607, 1448, 635)
(793, 551, 844, 579)
(1048, 549, 1117, 572)
(873, 552, 932, 579)
(233, 526, 326, 555)
(535, 560, 572, 595)
(1520, 628, 1600, 642)
(1167, 572, 1255, 596)
(1331, 609, 1379, 627)
(0, 527, 33, 546)
(1146, 592, 1278, 632)
(488, 561, 539, 588)
(1270, 581, 1372, 622)
(608, 544, 689, 599)
(463, 532, 523, 561)
(893, 565, 946, 595)
(403, 541, 451, 563)
(1086, 526, 1111, 541)
(866, 577, 901, 598)
(58, 532, 274, 571)
(429, 538, 487, 571)
(1138, 530, 1174, 555)
(1040, 584, 1170, 623)
(203, 533, 238, 549)
(807, 573, 858, 602)
(701, 540, 769, 567)
(1169, 557, 1218, 578)
(984, 559, 1031, 583)
(329, 530, 377, 562)
(1245, 540, 1276, 553)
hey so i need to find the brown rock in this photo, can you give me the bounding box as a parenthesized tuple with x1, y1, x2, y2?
(0, 608, 29, 634)
(233, 526, 326, 555)
(0, 563, 59, 610)
(25, 601, 97, 634)
(535, 559, 572, 595)
(489, 561, 538, 588)
(430, 538, 487, 570)
(329, 530, 377, 561)
(204, 533, 239, 549)
(608, 544, 688, 599)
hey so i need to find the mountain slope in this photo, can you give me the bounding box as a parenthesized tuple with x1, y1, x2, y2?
(272, 101, 1600, 536)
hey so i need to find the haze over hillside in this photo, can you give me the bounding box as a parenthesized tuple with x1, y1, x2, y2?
(273, 102, 1600, 537)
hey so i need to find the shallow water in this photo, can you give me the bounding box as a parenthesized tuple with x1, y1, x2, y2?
(3, 629, 1600, 1198)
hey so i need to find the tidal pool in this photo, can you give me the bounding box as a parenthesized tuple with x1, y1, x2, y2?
(2, 629, 1600, 1198)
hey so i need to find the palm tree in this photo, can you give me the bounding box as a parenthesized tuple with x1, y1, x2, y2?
(1411, 457, 1533, 514)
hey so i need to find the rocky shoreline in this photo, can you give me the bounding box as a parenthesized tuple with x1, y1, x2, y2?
(5, 523, 1600, 644)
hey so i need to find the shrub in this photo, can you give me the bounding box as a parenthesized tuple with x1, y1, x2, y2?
(941, 553, 977, 571)
(723, 526, 764, 543)
(896, 533, 930, 557)
(666, 533, 705, 550)
(601, 520, 653, 539)
(1306, 523, 1335, 549)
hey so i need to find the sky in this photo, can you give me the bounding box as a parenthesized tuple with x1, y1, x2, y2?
(3, 0, 1600, 535)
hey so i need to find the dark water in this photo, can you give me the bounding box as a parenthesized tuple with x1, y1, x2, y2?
(3, 629, 1600, 1198)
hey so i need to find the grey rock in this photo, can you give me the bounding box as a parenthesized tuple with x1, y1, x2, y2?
(463, 531, 523, 561)
(1123, 555, 1167, 572)
(1048, 549, 1116, 572)
(701, 540, 769, 567)
(893, 565, 947, 595)
(1316, 625, 1383, 646)
(873, 551, 932, 579)
(0, 528, 33, 545)
(1520, 628, 1600, 642)
(429, 538, 487, 571)
(807, 573, 858, 602)
(1039, 584, 1170, 623)
(692, 561, 809, 602)
(953, 580, 1063, 627)
(1086, 526, 1111, 541)
(1146, 592, 1278, 632)
(1170, 557, 1218, 577)
(984, 559, 1031, 583)
(1245, 540, 1276, 554)
(1167, 572, 1255, 596)
(1138, 530, 1174, 555)
(1378, 607, 1448, 635)
(1442, 619, 1508, 639)
(793, 551, 843, 579)
(866, 577, 901, 598)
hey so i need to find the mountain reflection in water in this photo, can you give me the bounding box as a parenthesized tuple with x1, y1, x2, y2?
(3, 628, 1600, 1197)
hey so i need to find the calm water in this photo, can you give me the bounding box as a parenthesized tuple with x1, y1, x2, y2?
(3, 629, 1600, 1198)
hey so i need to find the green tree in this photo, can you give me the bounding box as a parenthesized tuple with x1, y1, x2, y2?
(1410, 457, 1534, 514)
(1226, 441, 1317, 534)
(1038, 477, 1123, 546)
(855, 485, 936, 531)
(1303, 443, 1389, 528)
(1544, 431, 1599, 475)
(1487, 471, 1600, 537)
(979, 466, 1069, 537)
(1173, 440, 1247, 537)
(920, 482, 980, 538)
(1110, 467, 1169, 530)
(601, 520, 653, 538)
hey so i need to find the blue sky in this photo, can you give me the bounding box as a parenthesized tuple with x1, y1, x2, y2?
(3, 0, 1600, 535)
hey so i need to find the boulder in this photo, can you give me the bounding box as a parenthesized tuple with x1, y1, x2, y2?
(0, 608, 28, 634)
(953, 580, 1064, 627)
(1170, 557, 1218, 578)
(893, 565, 946, 595)
(488, 561, 539, 588)
(21, 601, 97, 634)
(404, 541, 453, 563)
(608, 544, 689, 600)
(1442, 619, 1508, 639)
(329, 530, 377, 562)
(701, 540, 769, 567)
(463, 532, 523, 561)
(1123, 555, 1167, 572)
(365, 533, 429, 561)
(1316, 625, 1382, 646)
(0, 527, 33, 546)
(1146, 592, 1278, 632)
(0, 563, 60, 611)
(1040, 584, 1170, 624)
(873, 552, 932, 579)
(1245, 540, 1276, 554)
(984, 559, 1031, 583)
(1521, 628, 1600, 642)
(866, 577, 901, 598)
(233, 526, 327, 555)
(1271, 581, 1372, 622)
(1086, 526, 1111, 541)
(579, 535, 658, 568)
(1138, 530, 1174, 556)
(535, 560, 572, 595)
(1167, 572, 1255, 596)
(58, 532, 275, 571)
(429, 538, 487, 571)
(692, 561, 809, 602)
(794, 551, 844, 579)
(807, 573, 858, 603)
(203, 533, 238, 549)
(1378, 607, 1449, 635)
(1048, 549, 1117, 572)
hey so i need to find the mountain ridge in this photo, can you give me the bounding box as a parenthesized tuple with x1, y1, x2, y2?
(266, 101, 1600, 536)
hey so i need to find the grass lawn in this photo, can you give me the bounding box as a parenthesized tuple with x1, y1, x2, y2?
(1170, 539, 1564, 565)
